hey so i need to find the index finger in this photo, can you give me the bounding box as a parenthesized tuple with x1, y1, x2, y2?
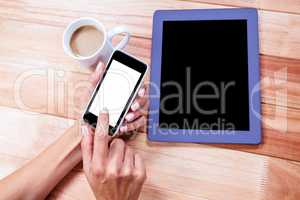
(92, 108, 111, 166)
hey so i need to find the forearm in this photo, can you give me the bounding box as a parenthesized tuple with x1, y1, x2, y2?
(0, 121, 82, 200)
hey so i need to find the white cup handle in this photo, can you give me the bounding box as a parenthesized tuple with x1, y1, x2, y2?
(107, 26, 130, 50)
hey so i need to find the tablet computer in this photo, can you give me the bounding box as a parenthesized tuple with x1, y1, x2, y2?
(148, 8, 261, 144)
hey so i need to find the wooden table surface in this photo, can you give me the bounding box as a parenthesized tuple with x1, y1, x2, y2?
(0, 0, 300, 199)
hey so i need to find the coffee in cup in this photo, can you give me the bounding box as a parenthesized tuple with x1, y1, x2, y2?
(70, 25, 104, 57)
(63, 18, 130, 67)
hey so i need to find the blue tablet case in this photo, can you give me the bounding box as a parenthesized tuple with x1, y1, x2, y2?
(148, 8, 261, 144)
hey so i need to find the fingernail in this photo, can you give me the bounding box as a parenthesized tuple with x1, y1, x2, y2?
(131, 102, 140, 111)
(81, 125, 89, 137)
(138, 88, 145, 97)
(101, 107, 108, 113)
(125, 113, 134, 122)
(120, 126, 127, 133)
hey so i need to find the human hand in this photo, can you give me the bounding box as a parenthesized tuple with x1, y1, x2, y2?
(81, 110, 147, 200)
(76, 62, 105, 118)
(79, 62, 148, 133)
(120, 86, 148, 134)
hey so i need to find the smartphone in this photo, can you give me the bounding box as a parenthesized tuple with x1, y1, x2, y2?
(83, 50, 148, 136)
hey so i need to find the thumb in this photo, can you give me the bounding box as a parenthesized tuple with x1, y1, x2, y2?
(90, 62, 105, 86)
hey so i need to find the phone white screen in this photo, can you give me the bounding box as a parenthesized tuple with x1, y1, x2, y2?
(89, 60, 141, 127)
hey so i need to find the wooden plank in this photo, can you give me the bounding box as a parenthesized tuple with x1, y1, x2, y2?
(0, 0, 300, 59)
(261, 56, 300, 110)
(0, 106, 299, 200)
(187, 0, 300, 14)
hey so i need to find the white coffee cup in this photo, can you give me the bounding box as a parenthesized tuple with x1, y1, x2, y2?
(63, 17, 130, 67)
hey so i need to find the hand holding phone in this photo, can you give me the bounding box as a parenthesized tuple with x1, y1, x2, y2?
(83, 50, 148, 136)
(81, 111, 146, 200)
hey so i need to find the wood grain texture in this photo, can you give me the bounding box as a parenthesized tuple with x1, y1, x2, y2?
(214, 103, 300, 161)
(1, 34, 299, 112)
(0, 30, 299, 160)
(0, 106, 299, 200)
(188, 0, 300, 14)
(0, 0, 299, 199)
(0, 0, 300, 59)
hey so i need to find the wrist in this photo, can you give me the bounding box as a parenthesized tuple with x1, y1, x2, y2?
(55, 120, 82, 165)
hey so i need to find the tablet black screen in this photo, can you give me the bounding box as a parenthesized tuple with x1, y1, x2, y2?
(159, 20, 249, 131)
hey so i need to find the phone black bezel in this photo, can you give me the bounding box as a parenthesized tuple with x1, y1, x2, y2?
(83, 50, 147, 135)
